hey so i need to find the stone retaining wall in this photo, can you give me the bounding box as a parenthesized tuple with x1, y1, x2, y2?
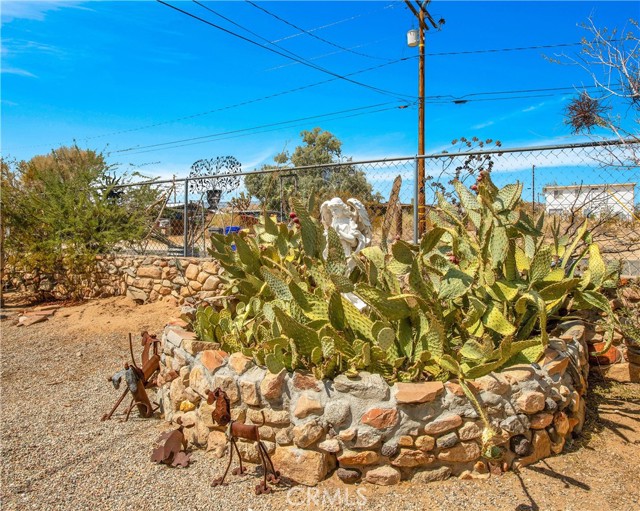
(156, 320, 590, 486)
(6, 255, 225, 305)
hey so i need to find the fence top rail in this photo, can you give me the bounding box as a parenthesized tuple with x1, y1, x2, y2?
(420, 137, 638, 159)
(112, 138, 636, 189)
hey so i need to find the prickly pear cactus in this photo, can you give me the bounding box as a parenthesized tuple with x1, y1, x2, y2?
(191, 173, 616, 384)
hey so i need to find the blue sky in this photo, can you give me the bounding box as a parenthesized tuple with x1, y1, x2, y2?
(1, 0, 638, 195)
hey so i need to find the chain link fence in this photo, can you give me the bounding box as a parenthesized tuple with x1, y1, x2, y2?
(113, 139, 639, 275)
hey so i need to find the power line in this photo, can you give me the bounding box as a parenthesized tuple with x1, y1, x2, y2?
(8, 34, 606, 153)
(108, 86, 608, 156)
(424, 39, 622, 57)
(119, 103, 411, 156)
(112, 87, 597, 154)
(108, 101, 409, 155)
(192, 1, 302, 62)
(269, 3, 399, 44)
(156, 0, 413, 101)
(244, 0, 391, 61)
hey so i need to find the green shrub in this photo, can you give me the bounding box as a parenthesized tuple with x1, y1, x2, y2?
(1, 146, 162, 299)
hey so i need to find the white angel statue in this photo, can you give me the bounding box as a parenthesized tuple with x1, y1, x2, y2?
(319, 197, 373, 310)
(320, 197, 373, 263)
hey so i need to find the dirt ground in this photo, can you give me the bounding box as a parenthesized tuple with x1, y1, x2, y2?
(1, 295, 639, 511)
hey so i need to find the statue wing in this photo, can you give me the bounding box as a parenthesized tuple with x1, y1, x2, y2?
(319, 200, 333, 230)
(347, 198, 373, 240)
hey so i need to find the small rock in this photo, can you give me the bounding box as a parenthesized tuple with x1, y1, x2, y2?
(415, 435, 435, 451)
(318, 439, 341, 453)
(354, 429, 382, 449)
(391, 448, 435, 467)
(459, 470, 490, 480)
(206, 430, 227, 458)
(380, 442, 399, 458)
(201, 350, 228, 372)
(412, 466, 452, 483)
(239, 380, 260, 406)
(260, 369, 287, 400)
(272, 447, 331, 486)
(394, 381, 444, 404)
(213, 374, 239, 404)
(458, 421, 482, 441)
(337, 468, 361, 484)
(248, 408, 289, 425)
(275, 426, 293, 445)
(338, 427, 357, 442)
(471, 374, 510, 394)
(510, 435, 532, 457)
(544, 397, 558, 412)
(333, 372, 389, 400)
(294, 394, 324, 419)
(292, 421, 324, 448)
(501, 365, 537, 385)
(76, 351, 82, 358)
(292, 372, 321, 391)
(544, 357, 569, 376)
(554, 411, 570, 436)
(437, 441, 481, 463)
(324, 400, 351, 427)
(516, 391, 546, 414)
(365, 466, 401, 486)
(436, 432, 458, 449)
(337, 450, 380, 466)
(179, 400, 196, 412)
(529, 412, 554, 430)
(361, 408, 399, 430)
(398, 435, 414, 447)
(423, 413, 462, 435)
(500, 414, 530, 435)
(228, 353, 253, 375)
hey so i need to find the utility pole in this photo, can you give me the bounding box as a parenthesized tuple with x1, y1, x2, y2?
(405, 1, 440, 237)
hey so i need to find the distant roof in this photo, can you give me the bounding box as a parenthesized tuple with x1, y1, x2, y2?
(543, 182, 636, 191)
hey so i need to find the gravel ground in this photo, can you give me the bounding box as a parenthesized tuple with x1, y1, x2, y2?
(1, 296, 639, 511)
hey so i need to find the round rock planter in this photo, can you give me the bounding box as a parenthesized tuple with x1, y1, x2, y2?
(156, 319, 589, 486)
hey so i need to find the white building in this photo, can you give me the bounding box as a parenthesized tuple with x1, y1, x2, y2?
(543, 182, 636, 220)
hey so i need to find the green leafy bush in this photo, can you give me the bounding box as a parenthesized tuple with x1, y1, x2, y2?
(195, 171, 616, 383)
(1, 146, 162, 299)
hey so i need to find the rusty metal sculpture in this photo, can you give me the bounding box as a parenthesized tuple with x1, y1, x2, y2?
(207, 388, 280, 495)
(102, 332, 161, 422)
(151, 418, 192, 468)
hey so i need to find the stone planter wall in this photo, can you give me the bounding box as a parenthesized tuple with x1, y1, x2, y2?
(156, 320, 590, 486)
(5, 255, 225, 305)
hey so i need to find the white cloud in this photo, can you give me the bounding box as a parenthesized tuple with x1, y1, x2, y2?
(471, 120, 495, 130)
(1, 1, 90, 25)
(1, 67, 37, 78)
(521, 101, 546, 113)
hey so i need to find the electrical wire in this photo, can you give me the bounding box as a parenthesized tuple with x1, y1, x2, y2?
(156, 0, 413, 101)
(8, 35, 607, 153)
(108, 101, 410, 155)
(269, 3, 399, 44)
(243, 0, 391, 61)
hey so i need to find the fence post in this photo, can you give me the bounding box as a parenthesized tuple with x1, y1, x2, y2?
(413, 157, 419, 244)
(183, 178, 189, 257)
